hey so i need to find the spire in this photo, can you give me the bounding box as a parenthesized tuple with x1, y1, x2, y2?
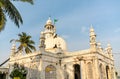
(90, 24, 96, 36)
(89, 25, 97, 52)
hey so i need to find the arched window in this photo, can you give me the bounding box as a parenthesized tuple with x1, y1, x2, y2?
(45, 65, 56, 79)
(73, 64, 81, 79)
(87, 62, 93, 79)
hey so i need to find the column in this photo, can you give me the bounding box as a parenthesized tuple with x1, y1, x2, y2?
(81, 60, 86, 79)
(94, 57, 100, 79)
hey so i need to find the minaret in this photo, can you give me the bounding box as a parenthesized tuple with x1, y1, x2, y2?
(44, 17, 56, 38)
(89, 25, 97, 52)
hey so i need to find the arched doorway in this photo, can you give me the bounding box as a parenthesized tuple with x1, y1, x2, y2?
(45, 65, 56, 79)
(74, 64, 81, 79)
(0, 73, 6, 79)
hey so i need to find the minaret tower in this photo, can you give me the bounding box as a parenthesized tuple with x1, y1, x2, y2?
(89, 25, 97, 52)
(44, 17, 56, 38)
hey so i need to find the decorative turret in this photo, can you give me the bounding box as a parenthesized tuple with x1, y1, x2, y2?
(89, 25, 97, 52)
(39, 31, 45, 51)
(44, 17, 56, 38)
(97, 42, 103, 52)
(10, 42, 16, 57)
(106, 43, 113, 59)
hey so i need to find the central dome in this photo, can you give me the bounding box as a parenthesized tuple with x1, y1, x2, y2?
(45, 36, 67, 53)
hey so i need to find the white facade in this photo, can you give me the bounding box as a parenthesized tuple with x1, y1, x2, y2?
(8, 18, 117, 79)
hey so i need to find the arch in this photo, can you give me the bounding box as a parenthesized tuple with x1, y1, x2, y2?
(73, 64, 81, 79)
(106, 65, 109, 79)
(0, 72, 6, 79)
(87, 62, 93, 79)
(45, 65, 56, 79)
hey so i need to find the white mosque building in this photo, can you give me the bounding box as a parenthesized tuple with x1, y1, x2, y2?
(0, 18, 117, 79)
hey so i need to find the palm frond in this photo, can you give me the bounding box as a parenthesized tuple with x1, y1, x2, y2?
(28, 44, 36, 51)
(25, 47, 32, 54)
(17, 45, 23, 52)
(0, 7, 6, 32)
(10, 39, 16, 43)
(12, 0, 34, 4)
(3, 0, 23, 28)
(15, 32, 36, 54)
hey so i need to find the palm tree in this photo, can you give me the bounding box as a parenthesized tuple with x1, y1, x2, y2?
(0, 0, 33, 32)
(11, 32, 36, 54)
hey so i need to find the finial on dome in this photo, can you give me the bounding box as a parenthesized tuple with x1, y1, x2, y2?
(46, 16, 52, 24)
(48, 16, 51, 20)
(90, 24, 93, 28)
(90, 24, 96, 36)
(90, 24, 94, 32)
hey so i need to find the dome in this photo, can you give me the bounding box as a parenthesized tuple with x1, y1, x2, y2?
(54, 36, 67, 51)
(45, 36, 67, 52)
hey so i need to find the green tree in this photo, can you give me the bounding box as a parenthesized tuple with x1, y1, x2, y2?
(10, 63, 27, 79)
(0, 0, 33, 32)
(11, 32, 36, 54)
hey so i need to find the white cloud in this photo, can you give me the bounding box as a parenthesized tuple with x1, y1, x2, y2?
(81, 26, 88, 33)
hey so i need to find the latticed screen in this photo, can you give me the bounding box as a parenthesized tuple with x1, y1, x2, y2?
(45, 65, 56, 79)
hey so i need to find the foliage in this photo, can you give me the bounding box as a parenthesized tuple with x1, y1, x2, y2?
(10, 63, 27, 79)
(0, 0, 33, 32)
(11, 32, 36, 54)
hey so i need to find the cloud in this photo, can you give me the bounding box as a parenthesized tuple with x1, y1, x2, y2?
(61, 35, 69, 39)
(81, 26, 89, 33)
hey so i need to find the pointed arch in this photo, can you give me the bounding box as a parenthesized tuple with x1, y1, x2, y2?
(45, 65, 56, 79)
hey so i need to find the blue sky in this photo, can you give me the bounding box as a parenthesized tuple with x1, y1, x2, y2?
(0, 0, 120, 74)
